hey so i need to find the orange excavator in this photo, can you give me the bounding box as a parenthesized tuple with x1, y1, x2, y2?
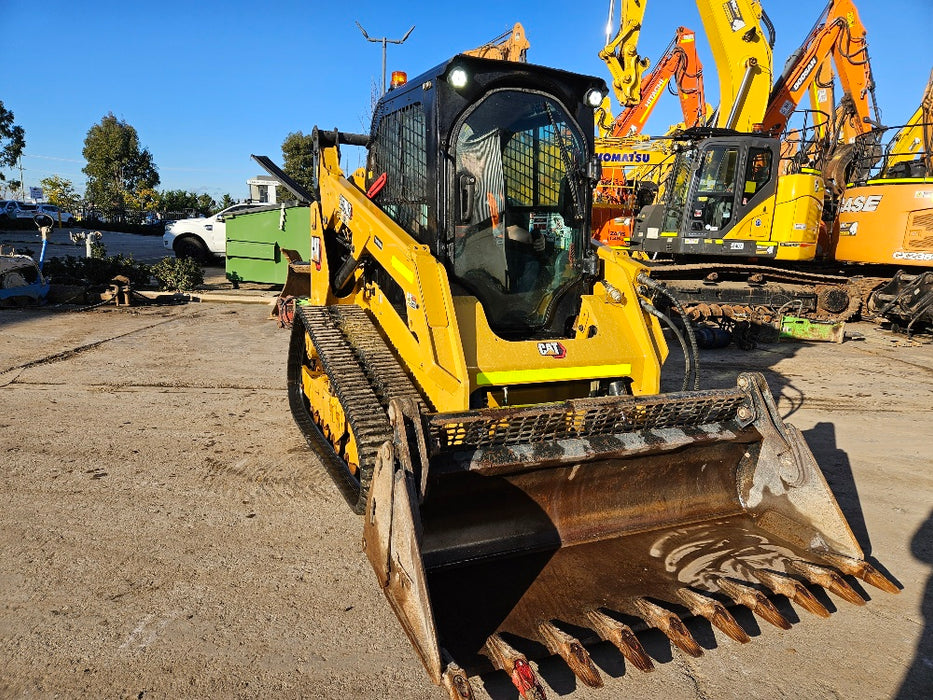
(595, 25, 708, 246)
(762, 0, 881, 193)
(762, 0, 879, 141)
(463, 23, 530, 63)
(608, 26, 706, 138)
(832, 70, 933, 333)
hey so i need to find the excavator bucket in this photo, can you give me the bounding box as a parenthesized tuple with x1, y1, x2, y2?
(363, 373, 896, 696)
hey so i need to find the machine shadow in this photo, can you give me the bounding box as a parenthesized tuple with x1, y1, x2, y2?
(895, 510, 933, 698)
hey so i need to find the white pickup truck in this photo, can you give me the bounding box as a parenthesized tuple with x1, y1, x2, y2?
(163, 203, 267, 262)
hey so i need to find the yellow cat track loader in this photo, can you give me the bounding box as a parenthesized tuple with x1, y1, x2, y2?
(285, 55, 896, 699)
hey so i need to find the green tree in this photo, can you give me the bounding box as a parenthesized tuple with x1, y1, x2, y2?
(196, 193, 217, 215)
(0, 101, 26, 192)
(218, 193, 235, 210)
(280, 131, 315, 200)
(159, 189, 220, 216)
(82, 113, 159, 210)
(39, 175, 81, 212)
(159, 189, 199, 214)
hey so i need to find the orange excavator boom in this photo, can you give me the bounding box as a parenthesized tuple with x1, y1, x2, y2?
(611, 26, 706, 137)
(763, 0, 879, 138)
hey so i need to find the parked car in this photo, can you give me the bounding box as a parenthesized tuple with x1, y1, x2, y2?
(163, 202, 268, 262)
(0, 200, 36, 222)
(13, 203, 38, 219)
(35, 204, 76, 224)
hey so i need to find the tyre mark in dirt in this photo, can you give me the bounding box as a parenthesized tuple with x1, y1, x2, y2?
(118, 611, 180, 652)
(198, 446, 336, 507)
(847, 345, 933, 378)
(8, 381, 282, 392)
(0, 314, 199, 385)
(782, 396, 919, 413)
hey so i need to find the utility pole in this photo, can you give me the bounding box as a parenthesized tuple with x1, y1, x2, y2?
(356, 21, 415, 95)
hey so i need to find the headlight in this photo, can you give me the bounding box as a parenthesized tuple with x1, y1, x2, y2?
(584, 87, 606, 108)
(447, 66, 469, 89)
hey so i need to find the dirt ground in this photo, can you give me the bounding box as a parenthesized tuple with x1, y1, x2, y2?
(0, 296, 931, 699)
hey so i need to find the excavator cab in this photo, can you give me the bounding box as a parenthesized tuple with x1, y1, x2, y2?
(631, 131, 824, 261)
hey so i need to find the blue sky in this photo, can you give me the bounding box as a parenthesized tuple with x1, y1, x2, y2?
(3, 0, 931, 202)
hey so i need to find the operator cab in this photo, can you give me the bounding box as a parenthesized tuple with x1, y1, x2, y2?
(451, 90, 591, 336)
(366, 55, 606, 340)
(631, 132, 781, 257)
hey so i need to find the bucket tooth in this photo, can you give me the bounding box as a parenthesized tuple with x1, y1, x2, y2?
(789, 560, 866, 606)
(631, 598, 703, 657)
(441, 662, 475, 700)
(676, 588, 750, 643)
(716, 577, 792, 630)
(537, 621, 603, 688)
(485, 634, 547, 700)
(586, 609, 655, 672)
(750, 568, 830, 618)
(818, 552, 900, 594)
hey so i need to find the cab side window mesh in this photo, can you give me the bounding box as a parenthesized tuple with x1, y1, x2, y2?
(369, 103, 429, 239)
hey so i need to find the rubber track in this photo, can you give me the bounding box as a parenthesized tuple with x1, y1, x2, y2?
(330, 306, 427, 413)
(293, 304, 423, 512)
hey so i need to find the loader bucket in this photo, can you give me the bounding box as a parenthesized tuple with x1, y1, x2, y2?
(273, 248, 311, 319)
(363, 373, 896, 696)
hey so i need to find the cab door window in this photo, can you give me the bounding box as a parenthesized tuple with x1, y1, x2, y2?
(741, 147, 772, 204)
(690, 146, 739, 232)
(452, 90, 587, 337)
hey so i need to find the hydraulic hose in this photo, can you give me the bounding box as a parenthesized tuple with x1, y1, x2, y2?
(637, 272, 700, 390)
(640, 299, 693, 392)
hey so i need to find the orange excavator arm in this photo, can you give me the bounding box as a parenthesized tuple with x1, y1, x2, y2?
(611, 26, 706, 137)
(463, 23, 530, 62)
(763, 0, 879, 138)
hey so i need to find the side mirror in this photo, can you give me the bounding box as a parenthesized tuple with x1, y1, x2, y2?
(215, 214, 225, 222)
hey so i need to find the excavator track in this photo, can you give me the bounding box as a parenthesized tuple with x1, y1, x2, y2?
(287, 303, 424, 513)
(645, 261, 886, 324)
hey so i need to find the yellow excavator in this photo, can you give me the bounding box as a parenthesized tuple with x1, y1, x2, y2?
(627, 0, 889, 328)
(284, 54, 896, 699)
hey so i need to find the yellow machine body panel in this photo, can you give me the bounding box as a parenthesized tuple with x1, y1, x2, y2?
(453, 247, 667, 403)
(711, 172, 823, 258)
